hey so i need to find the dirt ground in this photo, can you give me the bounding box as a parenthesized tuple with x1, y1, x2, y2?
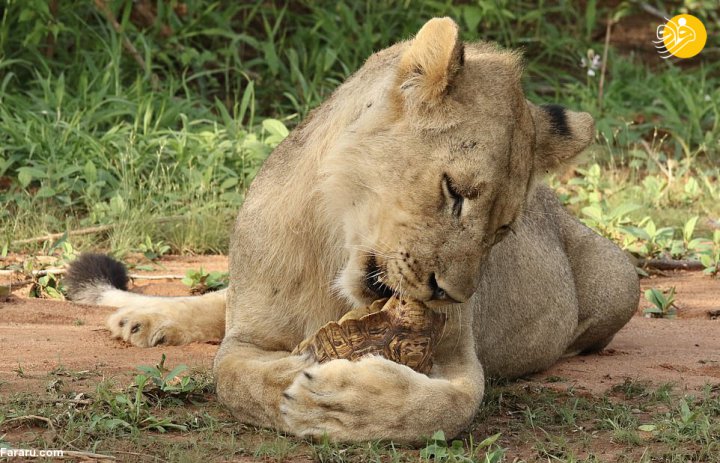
(1, 255, 719, 396)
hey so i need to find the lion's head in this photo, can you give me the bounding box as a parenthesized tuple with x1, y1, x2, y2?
(318, 18, 594, 308)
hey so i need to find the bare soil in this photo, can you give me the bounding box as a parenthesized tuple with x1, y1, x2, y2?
(1, 255, 719, 396)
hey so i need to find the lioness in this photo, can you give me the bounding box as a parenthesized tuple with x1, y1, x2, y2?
(66, 18, 639, 442)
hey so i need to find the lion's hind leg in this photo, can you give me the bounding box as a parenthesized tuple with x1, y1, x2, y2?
(562, 222, 640, 356)
(66, 253, 226, 347)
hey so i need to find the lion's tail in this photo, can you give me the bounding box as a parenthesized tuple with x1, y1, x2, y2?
(64, 253, 130, 306)
(65, 253, 226, 310)
(66, 253, 226, 345)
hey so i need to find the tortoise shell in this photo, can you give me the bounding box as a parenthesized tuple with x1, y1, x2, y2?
(292, 297, 446, 375)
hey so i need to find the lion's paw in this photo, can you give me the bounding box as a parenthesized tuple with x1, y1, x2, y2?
(280, 356, 414, 440)
(107, 307, 187, 347)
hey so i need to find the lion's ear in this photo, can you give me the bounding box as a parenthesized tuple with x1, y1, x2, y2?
(396, 17, 463, 106)
(530, 102, 595, 173)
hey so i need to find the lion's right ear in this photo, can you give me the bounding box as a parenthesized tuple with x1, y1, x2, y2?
(529, 102, 595, 173)
(396, 17, 464, 108)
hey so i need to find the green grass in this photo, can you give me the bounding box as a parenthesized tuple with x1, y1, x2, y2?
(0, 67, 283, 254)
(2, 361, 718, 462)
(1, 0, 719, 257)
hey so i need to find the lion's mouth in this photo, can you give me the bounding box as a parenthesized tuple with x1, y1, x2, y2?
(364, 256, 395, 299)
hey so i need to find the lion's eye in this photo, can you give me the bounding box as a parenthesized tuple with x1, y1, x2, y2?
(442, 174, 464, 217)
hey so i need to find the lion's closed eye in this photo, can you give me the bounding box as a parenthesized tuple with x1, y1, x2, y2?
(442, 174, 464, 217)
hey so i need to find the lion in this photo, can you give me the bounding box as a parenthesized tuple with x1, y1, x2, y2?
(66, 18, 639, 443)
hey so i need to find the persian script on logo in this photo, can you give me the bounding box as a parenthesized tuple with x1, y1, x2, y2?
(654, 14, 707, 59)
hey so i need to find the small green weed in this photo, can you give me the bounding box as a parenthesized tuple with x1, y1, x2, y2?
(698, 230, 720, 277)
(644, 287, 678, 318)
(182, 268, 229, 294)
(136, 235, 171, 261)
(420, 430, 504, 463)
(90, 355, 211, 434)
(611, 378, 650, 399)
(28, 272, 65, 300)
(135, 353, 213, 404)
(623, 218, 676, 258)
(253, 434, 298, 461)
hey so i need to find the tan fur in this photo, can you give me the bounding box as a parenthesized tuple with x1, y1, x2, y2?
(396, 18, 463, 106)
(102, 289, 225, 347)
(88, 18, 639, 442)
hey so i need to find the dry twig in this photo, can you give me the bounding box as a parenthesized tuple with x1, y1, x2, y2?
(128, 274, 185, 280)
(10, 216, 185, 247)
(639, 139, 673, 181)
(639, 258, 705, 271)
(0, 268, 186, 282)
(2, 414, 55, 430)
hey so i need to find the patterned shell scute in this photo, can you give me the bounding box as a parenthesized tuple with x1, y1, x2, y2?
(293, 297, 446, 375)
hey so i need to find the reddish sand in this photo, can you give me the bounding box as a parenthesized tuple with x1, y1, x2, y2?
(1, 256, 718, 396)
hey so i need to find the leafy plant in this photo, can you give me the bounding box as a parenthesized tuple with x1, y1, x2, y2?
(91, 375, 188, 433)
(29, 272, 65, 300)
(580, 202, 640, 241)
(13, 365, 25, 378)
(566, 164, 606, 205)
(668, 216, 701, 259)
(623, 217, 675, 258)
(135, 354, 212, 403)
(39, 234, 77, 265)
(136, 235, 171, 261)
(697, 230, 720, 277)
(680, 177, 702, 204)
(182, 268, 229, 294)
(90, 355, 211, 433)
(420, 431, 504, 463)
(643, 287, 678, 319)
(640, 176, 668, 208)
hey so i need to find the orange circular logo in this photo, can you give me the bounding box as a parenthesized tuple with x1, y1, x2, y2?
(656, 14, 707, 59)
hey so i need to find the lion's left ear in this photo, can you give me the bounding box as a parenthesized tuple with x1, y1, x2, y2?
(529, 102, 595, 173)
(396, 17, 464, 107)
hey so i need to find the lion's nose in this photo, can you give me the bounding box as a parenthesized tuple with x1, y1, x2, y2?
(428, 273, 465, 303)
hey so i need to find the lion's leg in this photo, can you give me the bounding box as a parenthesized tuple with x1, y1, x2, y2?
(66, 254, 226, 347)
(560, 216, 640, 356)
(215, 333, 484, 443)
(214, 337, 315, 431)
(105, 290, 226, 347)
(282, 353, 484, 442)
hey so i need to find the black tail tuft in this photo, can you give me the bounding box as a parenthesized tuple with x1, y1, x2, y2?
(65, 253, 129, 302)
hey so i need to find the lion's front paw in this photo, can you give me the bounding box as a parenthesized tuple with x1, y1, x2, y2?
(107, 307, 187, 347)
(280, 356, 416, 441)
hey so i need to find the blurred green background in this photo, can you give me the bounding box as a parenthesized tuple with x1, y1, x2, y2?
(0, 1, 718, 268)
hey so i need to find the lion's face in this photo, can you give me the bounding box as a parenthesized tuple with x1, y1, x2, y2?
(322, 18, 594, 307)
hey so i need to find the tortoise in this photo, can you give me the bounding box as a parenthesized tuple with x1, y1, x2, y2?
(292, 297, 446, 375)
